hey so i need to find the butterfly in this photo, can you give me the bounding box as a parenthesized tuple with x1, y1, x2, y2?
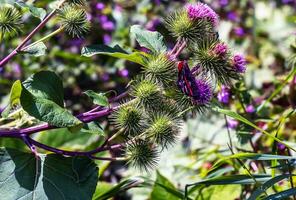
(177, 61, 199, 99)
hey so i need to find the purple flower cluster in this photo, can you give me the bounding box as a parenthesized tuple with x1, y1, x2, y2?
(217, 85, 230, 104)
(213, 43, 228, 57)
(186, 3, 219, 27)
(233, 54, 246, 73)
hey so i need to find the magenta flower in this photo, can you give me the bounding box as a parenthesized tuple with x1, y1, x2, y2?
(213, 43, 228, 57)
(96, 3, 105, 10)
(233, 54, 246, 73)
(234, 27, 245, 37)
(119, 69, 129, 77)
(103, 34, 112, 44)
(217, 85, 230, 104)
(227, 118, 239, 129)
(246, 104, 255, 113)
(102, 21, 115, 31)
(186, 3, 219, 27)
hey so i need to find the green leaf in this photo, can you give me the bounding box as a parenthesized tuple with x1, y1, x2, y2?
(130, 25, 167, 53)
(21, 42, 47, 57)
(189, 174, 271, 186)
(213, 107, 296, 152)
(15, 0, 46, 20)
(265, 188, 296, 200)
(81, 121, 105, 135)
(20, 86, 82, 128)
(1, 80, 22, 117)
(213, 153, 295, 168)
(93, 178, 143, 200)
(0, 148, 98, 200)
(248, 174, 293, 200)
(22, 70, 64, 107)
(150, 171, 183, 200)
(81, 44, 147, 66)
(84, 90, 109, 107)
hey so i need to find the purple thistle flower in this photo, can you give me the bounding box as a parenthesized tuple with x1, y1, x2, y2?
(233, 54, 246, 73)
(193, 79, 212, 105)
(217, 85, 230, 104)
(213, 43, 228, 57)
(186, 3, 219, 27)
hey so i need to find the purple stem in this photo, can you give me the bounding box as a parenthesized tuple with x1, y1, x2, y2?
(26, 136, 124, 157)
(0, 106, 116, 137)
(0, 7, 60, 68)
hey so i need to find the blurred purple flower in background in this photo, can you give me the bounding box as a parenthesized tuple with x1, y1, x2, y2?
(103, 34, 112, 44)
(217, 85, 230, 104)
(227, 11, 238, 22)
(246, 104, 255, 113)
(227, 118, 239, 129)
(234, 27, 245, 37)
(146, 19, 161, 31)
(101, 73, 110, 82)
(96, 2, 105, 10)
(219, 0, 229, 7)
(118, 69, 129, 77)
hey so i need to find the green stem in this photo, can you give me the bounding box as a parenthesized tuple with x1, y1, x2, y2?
(22, 26, 65, 51)
(107, 128, 125, 143)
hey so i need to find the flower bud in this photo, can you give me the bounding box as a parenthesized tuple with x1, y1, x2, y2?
(147, 113, 180, 149)
(126, 139, 159, 171)
(143, 54, 176, 86)
(111, 104, 144, 137)
(0, 6, 23, 39)
(58, 5, 90, 38)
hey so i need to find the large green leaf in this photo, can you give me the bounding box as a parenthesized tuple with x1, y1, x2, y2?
(0, 148, 98, 200)
(81, 44, 147, 66)
(20, 86, 82, 128)
(213, 107, 296, 152)
(130, 25, 167, 53)
(22, 71, 64, 107)
(150, 171, 183, 200)
(93, 178, 143, 200)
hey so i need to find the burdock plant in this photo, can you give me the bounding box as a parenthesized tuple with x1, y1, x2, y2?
(0, 2, 247, 174)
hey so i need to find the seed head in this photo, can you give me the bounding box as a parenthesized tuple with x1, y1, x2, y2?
(0, 6, 23, 39)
